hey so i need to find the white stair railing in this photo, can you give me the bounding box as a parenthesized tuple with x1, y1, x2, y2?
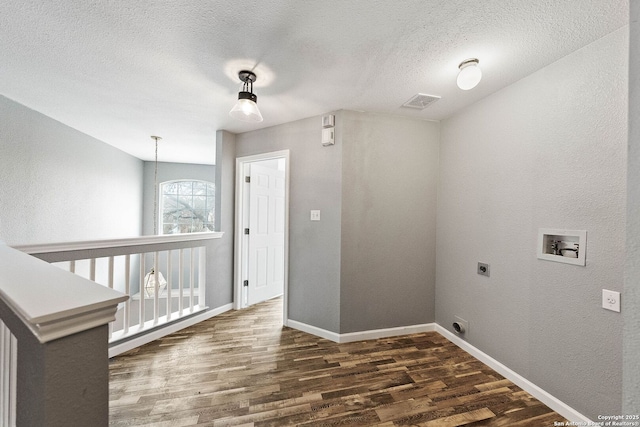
(13, 232, 223, 356)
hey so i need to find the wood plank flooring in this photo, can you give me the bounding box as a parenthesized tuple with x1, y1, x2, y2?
(109, 298, 566, 426)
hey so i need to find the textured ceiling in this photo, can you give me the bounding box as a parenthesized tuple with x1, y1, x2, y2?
(0, 1, 628, 164)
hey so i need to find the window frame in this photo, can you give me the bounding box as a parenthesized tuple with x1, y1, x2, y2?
(159, 179, 215, 235)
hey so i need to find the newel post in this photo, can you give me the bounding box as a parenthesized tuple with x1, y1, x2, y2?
(15, 324, 111, 426)
(0, 244, 127, 427)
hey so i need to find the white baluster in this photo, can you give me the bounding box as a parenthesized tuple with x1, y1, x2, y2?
(179, 249, 184, 317)
(139, 254, 145, 331)
(108, 256, 114, 339)
(154, 251, 160, 325)
(1, 320, 17, 427)
(124, 254, 130, 335)
(199, 247, 206, 309)
(189, 247, 195, 313)
(167, 250, 172, 321)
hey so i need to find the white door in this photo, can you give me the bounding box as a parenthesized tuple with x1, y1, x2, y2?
(247, 163, 285, 305)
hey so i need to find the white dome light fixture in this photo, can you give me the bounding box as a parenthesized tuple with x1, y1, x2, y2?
(229, 70, 263, 122)
(457, 58, 482, 90)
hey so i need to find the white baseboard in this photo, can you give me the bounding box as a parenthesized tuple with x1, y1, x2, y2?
(286, 319, 341, 342)
(285, 318, 590, 424)
(108, 303, 233, 358)
(435, 325, 592, 424)
(338, 323, 437, 343)
(286, 319, 436, 343)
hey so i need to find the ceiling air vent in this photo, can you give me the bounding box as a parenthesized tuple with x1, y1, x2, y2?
(402, 93, 441, 110)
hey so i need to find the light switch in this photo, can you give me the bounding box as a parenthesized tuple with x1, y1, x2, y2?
(310, 210, 321, 221)
(602, 289, 621, 312)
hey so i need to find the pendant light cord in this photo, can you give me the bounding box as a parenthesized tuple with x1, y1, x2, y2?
(151, 136, 161, 236)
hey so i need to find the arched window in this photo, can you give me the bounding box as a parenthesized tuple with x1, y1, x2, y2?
(160, 180, 215, 234)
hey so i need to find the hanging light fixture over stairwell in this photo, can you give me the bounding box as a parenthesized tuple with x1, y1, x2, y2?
(144, 135, 167, 298)
(229, 70, 263, 122)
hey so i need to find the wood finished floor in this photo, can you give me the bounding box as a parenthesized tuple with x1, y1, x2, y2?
(109, 298, 566, 426)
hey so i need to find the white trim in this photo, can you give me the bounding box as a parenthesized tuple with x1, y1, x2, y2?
(286, 319, 341, 342)
(435, 325, 592, 424)
(337, 323, 437, 343)
(108, 303, 233, 358)
(234, 151, 290, 327)
(35, 305, 121, 343)
(0, 244, 127, 344)
(286, 319, 436, 343)
(13, 231, 224, 255)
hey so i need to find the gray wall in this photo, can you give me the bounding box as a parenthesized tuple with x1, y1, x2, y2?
(340, 111, 439, 332)
(236, 115, 343, 332)
(625, 4, 640, 414)
(0, 95, 143, 245)
(235, 111, 440, 334)
(436, 28, 627, 420)
(212, 130, 236, 308)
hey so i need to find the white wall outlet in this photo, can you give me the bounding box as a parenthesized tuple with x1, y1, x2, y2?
(602, 289, 621, 312)
(310, 210, 321, 221)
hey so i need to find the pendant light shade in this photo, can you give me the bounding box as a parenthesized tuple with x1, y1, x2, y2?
(144, 267, 167, 298)
(230, 70, 263, 122)
(457, 58, 482, 90)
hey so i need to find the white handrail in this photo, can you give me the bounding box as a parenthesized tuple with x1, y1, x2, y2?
(0, 244, 127, 343)
(13, 231, 223, 258)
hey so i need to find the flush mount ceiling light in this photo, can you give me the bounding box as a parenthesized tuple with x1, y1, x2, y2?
(457, 58, 482, 90)
(229, 70, 263, 122)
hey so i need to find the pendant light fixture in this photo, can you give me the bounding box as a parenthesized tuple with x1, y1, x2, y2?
(229, 70, 263, 122)
(144, 135, 167, 298)
(457, 58, 482, 90)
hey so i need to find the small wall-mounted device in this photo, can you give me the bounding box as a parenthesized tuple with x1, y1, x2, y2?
(322, 114, 335, 128)
(477, 262, 490, 277)
(537, 228, 586, 266)
(602, 289, 621, 312)
(453, 316, 468, 335)
(322, 114, 335, 146)
(322, 128, 335, 146)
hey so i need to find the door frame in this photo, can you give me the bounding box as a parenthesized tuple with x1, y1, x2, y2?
(233, 150, 290, 326)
